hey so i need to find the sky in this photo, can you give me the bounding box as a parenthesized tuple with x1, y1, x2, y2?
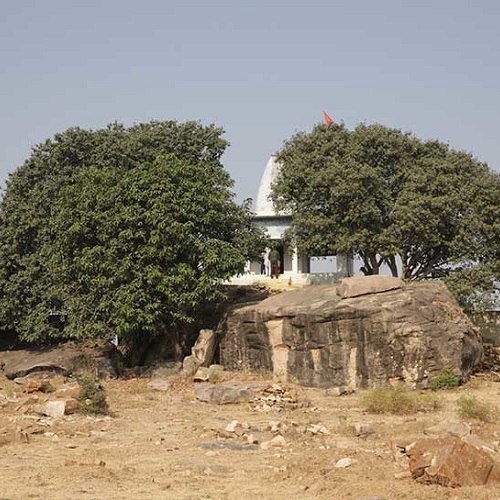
(1, 0, 499, 203)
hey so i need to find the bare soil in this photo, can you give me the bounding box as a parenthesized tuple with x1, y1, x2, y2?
(1, 372, 500, 500)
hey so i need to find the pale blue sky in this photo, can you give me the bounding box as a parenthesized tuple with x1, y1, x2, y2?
(1, 0, 499, 202)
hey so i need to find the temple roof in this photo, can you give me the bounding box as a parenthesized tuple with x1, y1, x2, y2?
(254, 155, 289, 217)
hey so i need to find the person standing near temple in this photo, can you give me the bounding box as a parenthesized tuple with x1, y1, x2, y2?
(269, 247, 281, 279)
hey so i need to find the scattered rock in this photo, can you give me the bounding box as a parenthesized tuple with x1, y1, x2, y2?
(14, 377, 53, 393)
(252, 385, 309, 412)
(260, 435, 286, 450)
(208, 364, 225, 382)
(41, 398, 78, 418)
(247, 433, 258, 444)
(193, 367, 210, 382)
(42, 400, 66, 419)
(407, 436, 500, 486)
(225, 420, 238, 433)
(353, 422, 374, 437)
(195, 383, 263, 405)
(335, 458, 353, 468)
(199, 442, 258, 451)
(307, 424, 330, 435)
(54, 382, 81, 399)
(181, 356, 200, 377)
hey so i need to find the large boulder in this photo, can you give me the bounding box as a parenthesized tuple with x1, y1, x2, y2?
(219, 279, 482, 388)
(407, 436, 500, 486)
(0, 341, 122, 380)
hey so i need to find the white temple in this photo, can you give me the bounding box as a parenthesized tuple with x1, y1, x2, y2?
(231, 155, 353, 285)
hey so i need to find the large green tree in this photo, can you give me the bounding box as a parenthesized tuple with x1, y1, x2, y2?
(273, 122, 500, 309)
(0, 121, 265, 347)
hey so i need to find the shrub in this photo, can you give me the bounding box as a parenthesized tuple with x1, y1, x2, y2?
(361, 385, 440, 415)
(75, 372, 110, 415)
(429, 367, 460, 391)
(457, 395, 494, 423)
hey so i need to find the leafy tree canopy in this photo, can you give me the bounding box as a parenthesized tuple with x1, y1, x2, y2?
(0, 121, 266, 343)
(273, 122, 500, 310)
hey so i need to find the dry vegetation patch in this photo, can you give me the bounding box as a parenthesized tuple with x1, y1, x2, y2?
(0, 372, 499, 500)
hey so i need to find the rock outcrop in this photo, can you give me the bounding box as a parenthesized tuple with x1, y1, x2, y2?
(407, 436, 500, 486)
(219, 277, 482, 388)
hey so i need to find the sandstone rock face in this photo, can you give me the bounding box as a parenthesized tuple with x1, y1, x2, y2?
(219, 279, 482, 388)
(337, 275, 403, 298)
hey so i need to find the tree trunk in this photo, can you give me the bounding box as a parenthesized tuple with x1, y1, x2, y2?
(385, 255, 399, 277)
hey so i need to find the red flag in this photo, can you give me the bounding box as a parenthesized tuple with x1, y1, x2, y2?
(323, 111, 333, 126)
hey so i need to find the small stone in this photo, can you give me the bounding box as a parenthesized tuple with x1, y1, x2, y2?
(270, 435, 286, 447)
(353, 422, 374, 437)
(193, 367, 210, 382)
(63, 398, 78, 415)
(307, 424, 330, 435)
(334, 458, 353, 468)
(208, 364, 225, 383)
(225, 420, 238, 433)
(260, 441, 271, 450)
(269, 421, 280, 432)
(42, 400, 66, 419)
(54, 383, 81, 399)
(247, 433, 258, 444)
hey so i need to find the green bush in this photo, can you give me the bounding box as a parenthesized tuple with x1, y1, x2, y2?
(457, 395, 494, 423)
(429, 367, 460, 391)
(75, 372, 110, 415)
(361, 384, 440, 415)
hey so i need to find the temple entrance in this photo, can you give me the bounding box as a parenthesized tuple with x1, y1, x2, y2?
(277, 244, 285, 275)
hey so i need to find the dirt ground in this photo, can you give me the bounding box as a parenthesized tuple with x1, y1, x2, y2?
(1, 372, 500, 500)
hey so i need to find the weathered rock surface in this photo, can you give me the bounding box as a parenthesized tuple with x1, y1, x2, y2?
(337, 275, 403, 298)
(407, 436, 500, 486)
(0, 342, 121, 380)
(182, 329, 217, 375)
(194, 382, 265, 405)
(219, 279, 482, 388)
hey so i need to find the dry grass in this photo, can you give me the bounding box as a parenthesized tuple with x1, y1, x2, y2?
(457, 395, 495, 423)
(360, 384, 441, 415)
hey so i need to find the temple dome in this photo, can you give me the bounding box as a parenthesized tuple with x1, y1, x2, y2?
(254, 155, 286, 217)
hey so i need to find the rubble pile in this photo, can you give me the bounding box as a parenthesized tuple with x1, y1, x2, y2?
(208, 417, 331, 451)
(252, 384, 311, 412)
